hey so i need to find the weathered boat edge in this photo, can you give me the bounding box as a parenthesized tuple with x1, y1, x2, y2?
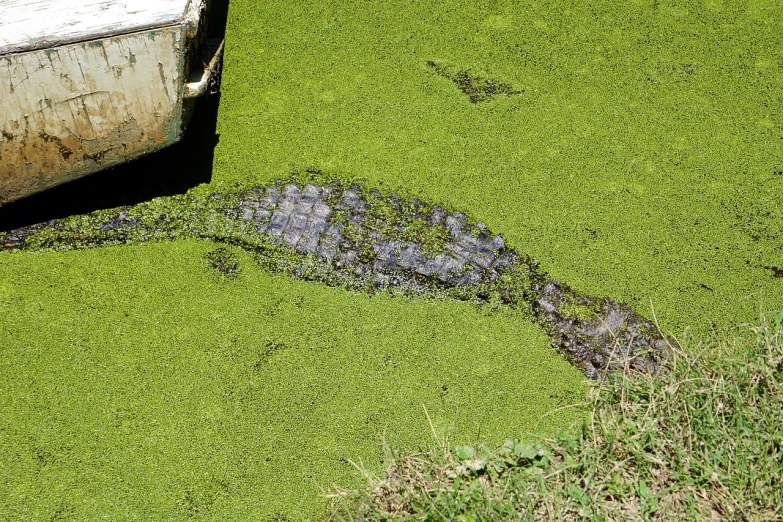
(0, 0, 202, 56)
(0, 25, 186, 206)
(0, 0, 222, 207)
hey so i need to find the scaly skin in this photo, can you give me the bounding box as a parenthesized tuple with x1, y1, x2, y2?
(1, 179, 670, 378)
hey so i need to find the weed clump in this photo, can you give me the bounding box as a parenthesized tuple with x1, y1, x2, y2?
(330, 313, 783, 521)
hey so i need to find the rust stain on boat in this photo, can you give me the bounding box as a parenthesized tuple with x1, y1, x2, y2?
(0, 25, 184, 205)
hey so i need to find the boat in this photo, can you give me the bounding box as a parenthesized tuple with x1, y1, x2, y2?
(0, 0, 224, 205)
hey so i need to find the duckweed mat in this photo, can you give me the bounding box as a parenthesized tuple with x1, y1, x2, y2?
(213, 0, 782, 338)
(0, 241, 585, 521)
(2, 0, 783, 520)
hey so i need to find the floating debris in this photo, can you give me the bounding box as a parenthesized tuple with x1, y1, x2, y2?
(205, 246, 241, 278)
(1, 179, 669, 378)
(427, 61, 522, 103)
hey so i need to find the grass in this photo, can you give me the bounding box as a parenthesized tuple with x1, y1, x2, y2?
(1, 0, 782, 519)
(330, 312, 783, 521)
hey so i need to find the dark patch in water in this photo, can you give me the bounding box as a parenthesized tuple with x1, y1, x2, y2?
(254, 341, 289, 370)
(767, 266, 783, 279)
(205, 247, 240, 278)
(427, 61, 522, 103)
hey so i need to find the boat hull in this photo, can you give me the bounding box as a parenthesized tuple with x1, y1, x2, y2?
(0, 0, 223, 206)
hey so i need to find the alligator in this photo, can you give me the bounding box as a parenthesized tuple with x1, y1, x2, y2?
(1, 178, 670, 379)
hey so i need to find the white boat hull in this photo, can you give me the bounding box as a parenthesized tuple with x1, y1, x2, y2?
(0, 0, 222, 205)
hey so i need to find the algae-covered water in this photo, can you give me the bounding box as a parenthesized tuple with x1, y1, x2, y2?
(1, 0, 782, 520)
